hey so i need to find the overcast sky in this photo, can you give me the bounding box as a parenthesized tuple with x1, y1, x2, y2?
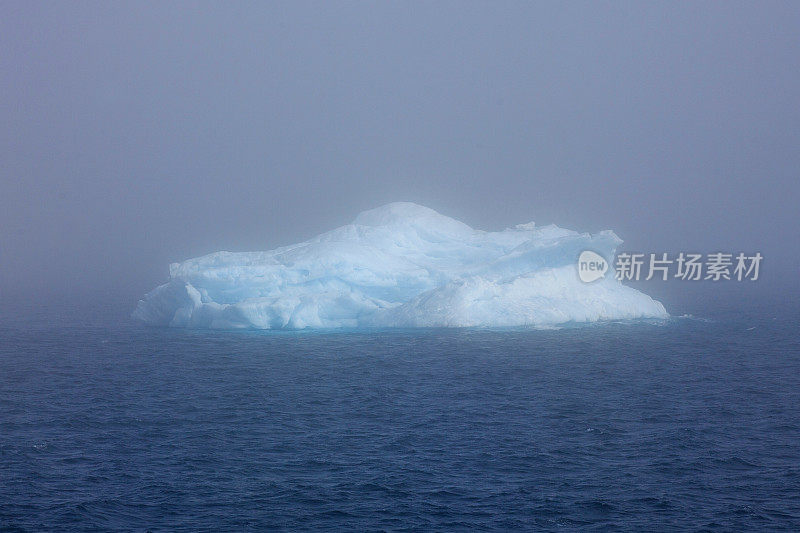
(1, 1, 798, 305)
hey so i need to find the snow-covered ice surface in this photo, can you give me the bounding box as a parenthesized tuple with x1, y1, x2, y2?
(133, 203, 667, 329)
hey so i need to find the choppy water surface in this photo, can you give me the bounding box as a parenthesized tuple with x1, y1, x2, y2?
(1, 301, 799, 530)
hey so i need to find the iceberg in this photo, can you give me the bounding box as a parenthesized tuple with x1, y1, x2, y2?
(133, 202, 667, 329)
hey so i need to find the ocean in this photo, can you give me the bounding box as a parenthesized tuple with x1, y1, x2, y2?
(1, 293, 798, 531)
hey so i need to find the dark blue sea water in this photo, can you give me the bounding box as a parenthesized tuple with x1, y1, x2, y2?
(1, 293, 799, 531)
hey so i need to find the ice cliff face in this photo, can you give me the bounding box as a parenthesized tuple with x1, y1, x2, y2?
(133, 202, 667, 329)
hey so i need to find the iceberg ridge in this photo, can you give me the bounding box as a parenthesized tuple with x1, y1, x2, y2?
(134, 202, 667, 329)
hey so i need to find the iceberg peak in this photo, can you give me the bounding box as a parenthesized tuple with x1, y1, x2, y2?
(134, 203, 667, 329)
(351, 202, 475, 238)
(353, 202, 455, 226)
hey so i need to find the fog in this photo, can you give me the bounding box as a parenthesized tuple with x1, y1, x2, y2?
(2, 2, 798, 312)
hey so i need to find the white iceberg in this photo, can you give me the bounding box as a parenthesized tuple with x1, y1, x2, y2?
(133, 202, 667, 329)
